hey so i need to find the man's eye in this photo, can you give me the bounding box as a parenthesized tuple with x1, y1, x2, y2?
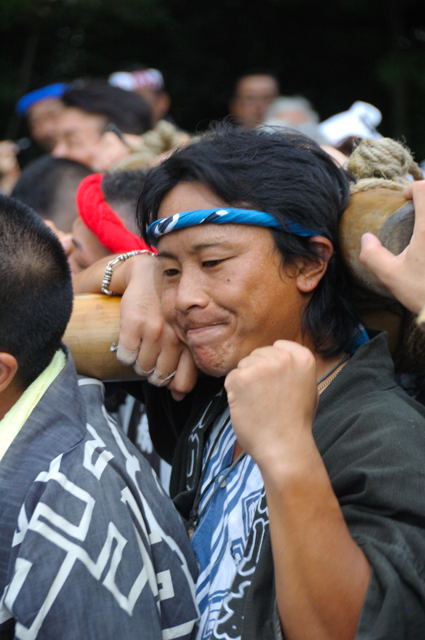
(163, 268, 180, 277)
(202, 259, 223, 268)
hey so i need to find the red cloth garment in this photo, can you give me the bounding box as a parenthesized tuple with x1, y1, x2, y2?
(76, 173, 154, 253)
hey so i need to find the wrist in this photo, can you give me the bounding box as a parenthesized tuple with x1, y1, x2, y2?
(123, 250, 157, 287)
(256, 430, 320, 487)
(102, 250, 156, 295)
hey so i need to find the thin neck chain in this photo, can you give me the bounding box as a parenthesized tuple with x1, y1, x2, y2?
(317, 355, 349, 395)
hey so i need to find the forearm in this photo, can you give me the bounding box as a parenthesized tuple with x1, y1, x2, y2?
(73, 254, 118, 293)
(73, 252, 157, 294)
(261, 434, 371, 640)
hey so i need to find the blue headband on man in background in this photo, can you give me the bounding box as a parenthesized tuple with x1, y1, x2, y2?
(16, 83, 69, 116)
(147, 207, 322, 246)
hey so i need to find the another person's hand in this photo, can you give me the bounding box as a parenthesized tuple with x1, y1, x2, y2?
(0, 140, 21, 194)
(359, 180, 425, 315)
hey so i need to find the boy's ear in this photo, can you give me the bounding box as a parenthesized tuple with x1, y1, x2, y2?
(296, 236, 334, 293)
(0, 353, 19, 392)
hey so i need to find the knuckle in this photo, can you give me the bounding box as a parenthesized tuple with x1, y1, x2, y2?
(144, 323, 163, 343)
(224, 370, 238, 389)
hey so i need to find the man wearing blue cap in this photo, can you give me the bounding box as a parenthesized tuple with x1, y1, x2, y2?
(0, 84, 68, 195)
(16, 83, 69, 150)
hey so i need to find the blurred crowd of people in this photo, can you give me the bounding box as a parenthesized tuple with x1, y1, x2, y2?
(1, 68, 390, 196)
(0, 68, 400, 277)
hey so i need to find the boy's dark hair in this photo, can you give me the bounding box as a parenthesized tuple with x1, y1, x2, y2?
(137, 123, 359, 357)
(0, 195, 73, 387)
(62, 83, 152, 134)
(11, 155, 91, 231)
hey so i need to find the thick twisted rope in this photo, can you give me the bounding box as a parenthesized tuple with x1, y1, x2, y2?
(347, 137, 422, 193)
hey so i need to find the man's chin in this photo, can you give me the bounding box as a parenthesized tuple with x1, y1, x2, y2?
(195, 360, 231, 378)
(192, 347, 235, 378)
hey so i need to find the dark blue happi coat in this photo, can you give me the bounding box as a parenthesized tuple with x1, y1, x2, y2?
(0, 352, 198, 640)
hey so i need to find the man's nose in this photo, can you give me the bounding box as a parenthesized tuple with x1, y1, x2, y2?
(175, 268, 209, 312)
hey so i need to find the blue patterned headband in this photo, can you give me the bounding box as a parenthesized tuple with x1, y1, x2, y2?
(147, 207, 322, 246)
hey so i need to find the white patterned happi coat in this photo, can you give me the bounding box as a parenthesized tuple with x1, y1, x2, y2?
(0, 353, 198, 640)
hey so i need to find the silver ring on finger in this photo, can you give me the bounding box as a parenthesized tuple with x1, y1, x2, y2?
(150, 370, 177, 386)
(135, 364, 156, 377)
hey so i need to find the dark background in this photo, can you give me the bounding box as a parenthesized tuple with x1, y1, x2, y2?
(1, 0, 424, 159)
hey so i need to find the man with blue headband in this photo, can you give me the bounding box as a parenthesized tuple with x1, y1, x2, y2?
(76, 124, 425, 639)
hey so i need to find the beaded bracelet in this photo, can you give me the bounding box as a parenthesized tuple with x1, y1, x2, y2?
(101, 250, 156, 296)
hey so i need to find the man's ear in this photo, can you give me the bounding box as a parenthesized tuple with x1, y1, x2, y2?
(0, 353, 19, 392)
(296, 236, 334, 293)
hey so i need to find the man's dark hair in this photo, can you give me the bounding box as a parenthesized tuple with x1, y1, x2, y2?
(11, 155, 91, 231)
(138, 123, 359, 357)
(102, 170, 146, 234)
(232, 69, 280, 96)
(62, 83, 152, 134)
(0, 195, 73, 387)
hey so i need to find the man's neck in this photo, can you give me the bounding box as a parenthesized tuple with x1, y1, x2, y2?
(299, 330, 347, 384)
(315, 352, 347, 383)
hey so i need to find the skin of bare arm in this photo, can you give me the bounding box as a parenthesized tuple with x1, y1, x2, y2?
(73, 253, 198, 399)
(72, 253, 117, 294)
(225, 340, 371, 640)
(359, 180, 425, 315)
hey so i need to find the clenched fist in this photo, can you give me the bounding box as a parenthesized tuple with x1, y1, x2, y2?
(224, 340, 318, 468)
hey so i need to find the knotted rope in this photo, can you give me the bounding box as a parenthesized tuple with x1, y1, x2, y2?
(347, 137, 422, 193)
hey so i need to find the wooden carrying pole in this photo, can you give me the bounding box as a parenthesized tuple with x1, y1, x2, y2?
(63, 293, 140, 380)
